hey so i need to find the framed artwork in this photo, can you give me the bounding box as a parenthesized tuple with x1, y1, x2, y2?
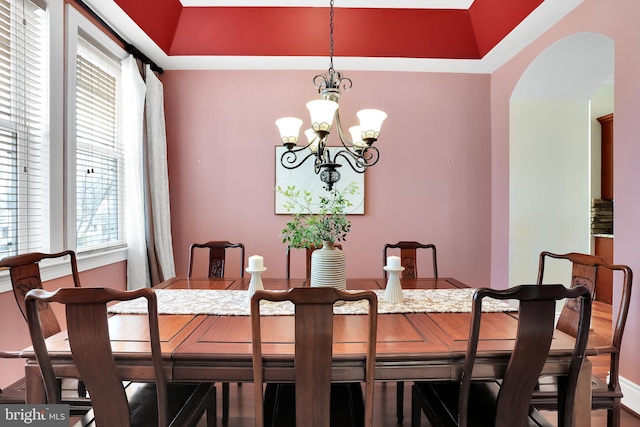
(274, 146, 365, 215)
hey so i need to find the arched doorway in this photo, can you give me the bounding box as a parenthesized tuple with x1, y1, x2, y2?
(508, 32, 614, 287)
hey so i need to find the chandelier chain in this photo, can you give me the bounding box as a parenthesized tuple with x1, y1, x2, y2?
(329, 0, 334, 70)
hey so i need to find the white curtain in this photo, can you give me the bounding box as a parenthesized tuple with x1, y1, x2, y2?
(122, 55, 150, 289)
(145, 65, 176, 280)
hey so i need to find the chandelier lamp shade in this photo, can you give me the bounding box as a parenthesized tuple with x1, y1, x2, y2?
(275, 0, 387, 191)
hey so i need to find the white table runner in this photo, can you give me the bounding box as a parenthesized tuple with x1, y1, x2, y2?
(107, 288, 516, 316)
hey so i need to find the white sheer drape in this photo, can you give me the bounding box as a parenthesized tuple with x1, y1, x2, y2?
(122, 55, 150, 289)
(145, 65, 176, 280)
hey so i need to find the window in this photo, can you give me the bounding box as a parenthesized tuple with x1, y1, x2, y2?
(0, 0, 47, 259)
(65, 5, 128, 257)
(0, 3, 129, 292)
(74, 38, 124, 251)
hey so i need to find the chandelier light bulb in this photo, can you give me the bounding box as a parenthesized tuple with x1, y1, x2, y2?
(304, 128, 319, 153)
(349, 125, 367, 151)
(275, 117, 303, 146)
(306, 99, 338, 133)
(357, 109, 387, 142)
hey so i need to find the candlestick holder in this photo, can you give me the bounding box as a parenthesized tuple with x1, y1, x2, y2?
(246, 266, 267, 304)
(383, 265, 405, 304)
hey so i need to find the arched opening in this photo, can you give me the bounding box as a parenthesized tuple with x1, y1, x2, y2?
(508, 32, 614, 287)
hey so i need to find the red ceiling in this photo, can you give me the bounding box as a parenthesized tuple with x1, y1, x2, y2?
(114, 0, 544, 59)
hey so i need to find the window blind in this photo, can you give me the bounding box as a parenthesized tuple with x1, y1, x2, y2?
(0, 0, 46, 258)
(75, 36, 124, 251)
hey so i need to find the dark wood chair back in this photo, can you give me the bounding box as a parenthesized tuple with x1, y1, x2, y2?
(188, 241, 245, 278)
(0, 250, 81, 338)
(0, 251, 93, 409)
(383, 241, 437, 279)
(285, 243, 342, 285)
(251, 287, 378, 427)
(535, 251, 633, 425)
(25, 287, 215, 427)
(188, 241, 244, 425)
(459, 284, 592, 427)
(537, 251, 632, 353)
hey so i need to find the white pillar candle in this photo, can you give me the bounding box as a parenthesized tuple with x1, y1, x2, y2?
(387, 256, 401, 269)
(249, 255, 264, 270)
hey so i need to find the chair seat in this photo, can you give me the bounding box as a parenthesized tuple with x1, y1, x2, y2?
(77, 382, 216, 427)
(532, 374, 622, 408)
(1, 377, 92, 416)
(0, 377, 27, 404)
(412, 382, 554, 427)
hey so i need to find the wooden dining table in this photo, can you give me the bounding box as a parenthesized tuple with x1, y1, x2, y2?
(22, 276, 594, 426)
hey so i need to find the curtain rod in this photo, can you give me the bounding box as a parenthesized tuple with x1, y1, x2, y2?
(75, 0, 164, 74)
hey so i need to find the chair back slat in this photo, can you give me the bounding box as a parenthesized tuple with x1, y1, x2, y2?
(208, 246, 226, 278)
(495, 298, 556, 425)
(66, 303, 131, 427)
(295, 303, 334, 426)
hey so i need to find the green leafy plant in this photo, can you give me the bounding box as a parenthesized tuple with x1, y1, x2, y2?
(277, 182, 359, 248)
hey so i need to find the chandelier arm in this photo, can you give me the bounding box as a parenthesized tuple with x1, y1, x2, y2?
(334, 110, 356, 150)
(280, 148, 320, 171)
(335, 145, 380, 171)
(357, 145, 380, 167)
(315, 151, 325, 174)
(332, 150, 368, 173)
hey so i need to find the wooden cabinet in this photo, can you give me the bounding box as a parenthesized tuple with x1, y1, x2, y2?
(594, 236, 613, 304)
(594, 114, 614, 303)
(597, 113, 613, 200)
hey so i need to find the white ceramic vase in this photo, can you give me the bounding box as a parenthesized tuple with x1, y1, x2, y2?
(310, 241, 346, 291)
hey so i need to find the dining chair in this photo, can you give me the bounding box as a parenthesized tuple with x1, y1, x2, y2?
(532, 251, 633, 427)
(187, 241, 245, 279)
(25, 287, 217, 427)
(0, 251, 90, 411)
(411, 284, 592, 427)
(382, 241, 437, 422)
(187, 240, 244, 425)
(285, 243, 341, 284)
(251, 287, 378, 427)
(383, 241, 438, 280)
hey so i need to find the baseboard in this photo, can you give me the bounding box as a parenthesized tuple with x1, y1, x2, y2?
(620, 375, 640, 415)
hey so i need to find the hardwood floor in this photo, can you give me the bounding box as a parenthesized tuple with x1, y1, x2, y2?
(199, 382, 640, 427)
(197, 300, 640, 427)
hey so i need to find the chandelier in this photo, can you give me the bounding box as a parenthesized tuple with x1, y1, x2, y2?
(275, 0, 387, 191)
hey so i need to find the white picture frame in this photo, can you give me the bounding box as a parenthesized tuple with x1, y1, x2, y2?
(274, 146, 365, 215)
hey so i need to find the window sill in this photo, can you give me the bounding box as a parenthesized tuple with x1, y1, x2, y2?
(0, 247, 128, 293)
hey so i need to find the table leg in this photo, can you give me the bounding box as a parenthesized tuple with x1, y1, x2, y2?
(574, 358, 592, 427)
(25, 364, 46, 404)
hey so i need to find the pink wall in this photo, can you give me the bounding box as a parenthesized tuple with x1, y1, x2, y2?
(161, 70, 493, 287)
(0, 261, 127, 388)
(491, 0, 640, 384)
